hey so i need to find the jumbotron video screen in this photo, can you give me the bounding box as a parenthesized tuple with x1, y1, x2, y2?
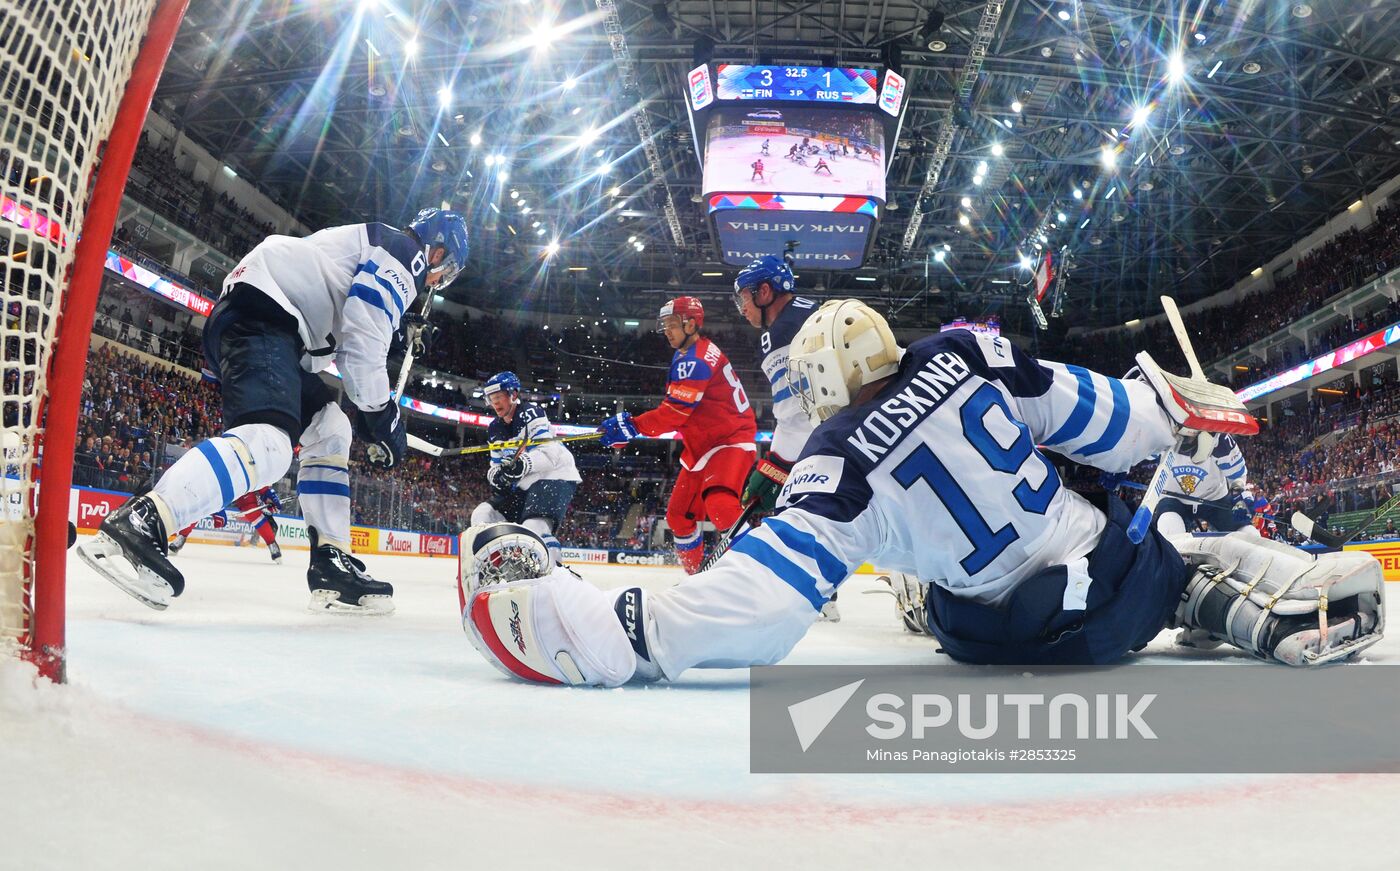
(701, 105, 886, 201)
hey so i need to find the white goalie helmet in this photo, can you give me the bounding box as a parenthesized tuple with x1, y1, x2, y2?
(786, 299, 902, 424)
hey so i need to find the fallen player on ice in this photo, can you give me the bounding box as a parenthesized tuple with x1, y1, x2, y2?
(458, 300, 1385, 685)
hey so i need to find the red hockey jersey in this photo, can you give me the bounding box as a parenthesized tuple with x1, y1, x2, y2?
(634, 337, 757, 469)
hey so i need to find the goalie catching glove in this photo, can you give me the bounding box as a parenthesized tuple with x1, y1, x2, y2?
(1133, 350, 1258, 441)
(457, 523, 662, 686)
(742, 454, 792, 512)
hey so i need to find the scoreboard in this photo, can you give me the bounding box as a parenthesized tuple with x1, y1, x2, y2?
(684, 63, 908, 269)
(715, 65, 880, 104)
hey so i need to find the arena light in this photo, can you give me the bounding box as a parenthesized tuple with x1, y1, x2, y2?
(1079, 217, 1090, 228)
(960, 196, 972, 208)
(510, 190, 519, 199)
(498, 170, 509, 182)
(1101, 147, 1118, 170)
(597, 162, 611, 176)
(563, 76, 578, 90)
(470, 132, 482, 147)
(958, 213, 971, 226)
(972, 175, 984, 186)
(404, 38, 419, 58)
(1130, 104, 1152, 128)
(521, 206, 531, 214)
(1207, 60, 1222, 79)
(855, 275, 878, 281)
(1057, 8, 1070, 20)
(609, 186, 622, 196)
(1057, 211, 1067, 222)
(579, 126, 600, 146)
(1124, 318, 1141, 327)
(1350, 199, 1365, 211)
(437, 86, 452, 109)
(1167, 52, 1186, 84)
(976, 160, 989, 175)
(990, 142, 1004, 157)
(484, 154, 496, 166)
(1018, 253, 1032, 269)
(701, 271, 723, 276)
(537, 227, 547, 236)
(1011, 99, 1023, 113)
(1072, 187, 1083, 200)
(545, 240, 561, 256)
(934, 249, 947, 263)
(1251, 267, 1265, 277)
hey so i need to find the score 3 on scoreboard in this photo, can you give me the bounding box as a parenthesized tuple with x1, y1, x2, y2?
(714, 65, 880, 104)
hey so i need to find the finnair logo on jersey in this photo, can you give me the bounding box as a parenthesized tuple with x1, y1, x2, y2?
(778, 455, 844, 506)
(846, 352, 972, 462)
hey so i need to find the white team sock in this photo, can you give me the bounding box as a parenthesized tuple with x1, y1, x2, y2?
(152, 424, 292, 533)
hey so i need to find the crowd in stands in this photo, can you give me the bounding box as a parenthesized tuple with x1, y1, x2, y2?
(126, 134, 279, 261)
(1061, 201, 1400, 377)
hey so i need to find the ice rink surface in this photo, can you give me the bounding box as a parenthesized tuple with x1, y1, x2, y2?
(703, 134, 885, 198)
(5, 541, 1400, 870)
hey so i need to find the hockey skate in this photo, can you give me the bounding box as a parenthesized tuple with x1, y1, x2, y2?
(819, 592, 841, 623)
(268, 540, 283, 565)
(306, 527, 394, 614)
(77, 494, 185, 611)
(168, 533, 188, 554)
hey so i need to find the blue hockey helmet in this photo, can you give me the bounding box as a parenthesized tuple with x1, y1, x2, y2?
(408, 208, 470, 286)
(483, 371, 522, 397)
(733, 255, 795, 311)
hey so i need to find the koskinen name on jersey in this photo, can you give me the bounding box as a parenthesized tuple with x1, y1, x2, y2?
(846, 351, 972, 462)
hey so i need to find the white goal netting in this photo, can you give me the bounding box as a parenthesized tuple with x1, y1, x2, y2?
(0, 0, 162, 652)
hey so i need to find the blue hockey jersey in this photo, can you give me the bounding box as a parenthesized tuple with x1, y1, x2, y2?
(487, 402, 581, 488)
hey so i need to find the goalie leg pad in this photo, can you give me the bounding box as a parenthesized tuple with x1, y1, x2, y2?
(1169, 531, 1385, 665)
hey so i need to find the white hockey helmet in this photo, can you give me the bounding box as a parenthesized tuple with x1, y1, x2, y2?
(786, 299, 902, 425)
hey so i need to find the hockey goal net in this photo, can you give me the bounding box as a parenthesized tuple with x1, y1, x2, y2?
(0, 0, 185, 680)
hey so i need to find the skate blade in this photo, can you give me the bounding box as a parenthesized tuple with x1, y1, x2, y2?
(307, 589, 395, 615)
(819, 602, 842, 623)
(77, 534, 172, 611)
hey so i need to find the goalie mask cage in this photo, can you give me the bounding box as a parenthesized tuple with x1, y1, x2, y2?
(0, 0, 186, 681)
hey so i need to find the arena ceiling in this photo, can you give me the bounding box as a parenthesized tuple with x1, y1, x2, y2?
(151, 0, 1400, 332)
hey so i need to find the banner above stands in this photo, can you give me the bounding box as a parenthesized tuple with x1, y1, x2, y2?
(105, 249, 216, 316)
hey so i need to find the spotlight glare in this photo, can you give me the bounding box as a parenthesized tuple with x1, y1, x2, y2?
(1101, 146, 1117, 170)
(1072, 187, 1084, 200)
(437, 86, 452, 108)
(972, 175, 984, 186)
(960, 196, 972, 208)
(470, 132, 482, 147)
(1011, 99, 1023, 113)
(990, 142, 1004, 157)
(976, 160, 989, 175)
(1167, 52, 1186, 84)
(563, 76, 578, 90)
(597, 162, 611, 176)
(933, 249, 946, 263)
(404, 39, 419, 57)
(545, 240, 561, 256)
(609, 186, 622, 196)
(958, 213, 971, 227)
(1131, 104, 1152, 127)
(1019, 253, 1032, 270)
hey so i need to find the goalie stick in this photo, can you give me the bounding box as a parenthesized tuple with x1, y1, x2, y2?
(1126, 295, 1259, 543)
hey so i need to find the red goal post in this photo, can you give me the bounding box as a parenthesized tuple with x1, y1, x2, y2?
(1, 0, 187, 681)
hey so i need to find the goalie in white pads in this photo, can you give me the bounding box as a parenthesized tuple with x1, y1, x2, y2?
(458, 300, 1383, 685)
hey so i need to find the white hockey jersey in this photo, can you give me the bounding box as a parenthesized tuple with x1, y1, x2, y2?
(223, 222, 426, 412)
(640, 331, 1181, 679)
(758, 295, 819, 461)
(1161, 434, 1247, 502)
(488, 402, 582, 488)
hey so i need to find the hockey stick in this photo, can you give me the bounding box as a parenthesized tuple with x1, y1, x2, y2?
(422, 431, 605, 458)
(1127, 295, 1206, 544)
(1294, 491, 1400, 549)
(698, 498, 762, 572)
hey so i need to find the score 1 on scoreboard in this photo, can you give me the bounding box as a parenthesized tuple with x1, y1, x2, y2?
(714, 65, 880, 104)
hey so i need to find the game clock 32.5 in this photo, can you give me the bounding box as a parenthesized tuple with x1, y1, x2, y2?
(714, 64, 880, 104)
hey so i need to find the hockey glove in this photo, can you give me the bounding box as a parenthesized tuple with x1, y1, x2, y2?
(500, 452, 532, 484)
(597, 412, 639, 448)
(742, 454, 792, 512)
(355, 404, 407, 470)
(486, 463, 508, 491)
